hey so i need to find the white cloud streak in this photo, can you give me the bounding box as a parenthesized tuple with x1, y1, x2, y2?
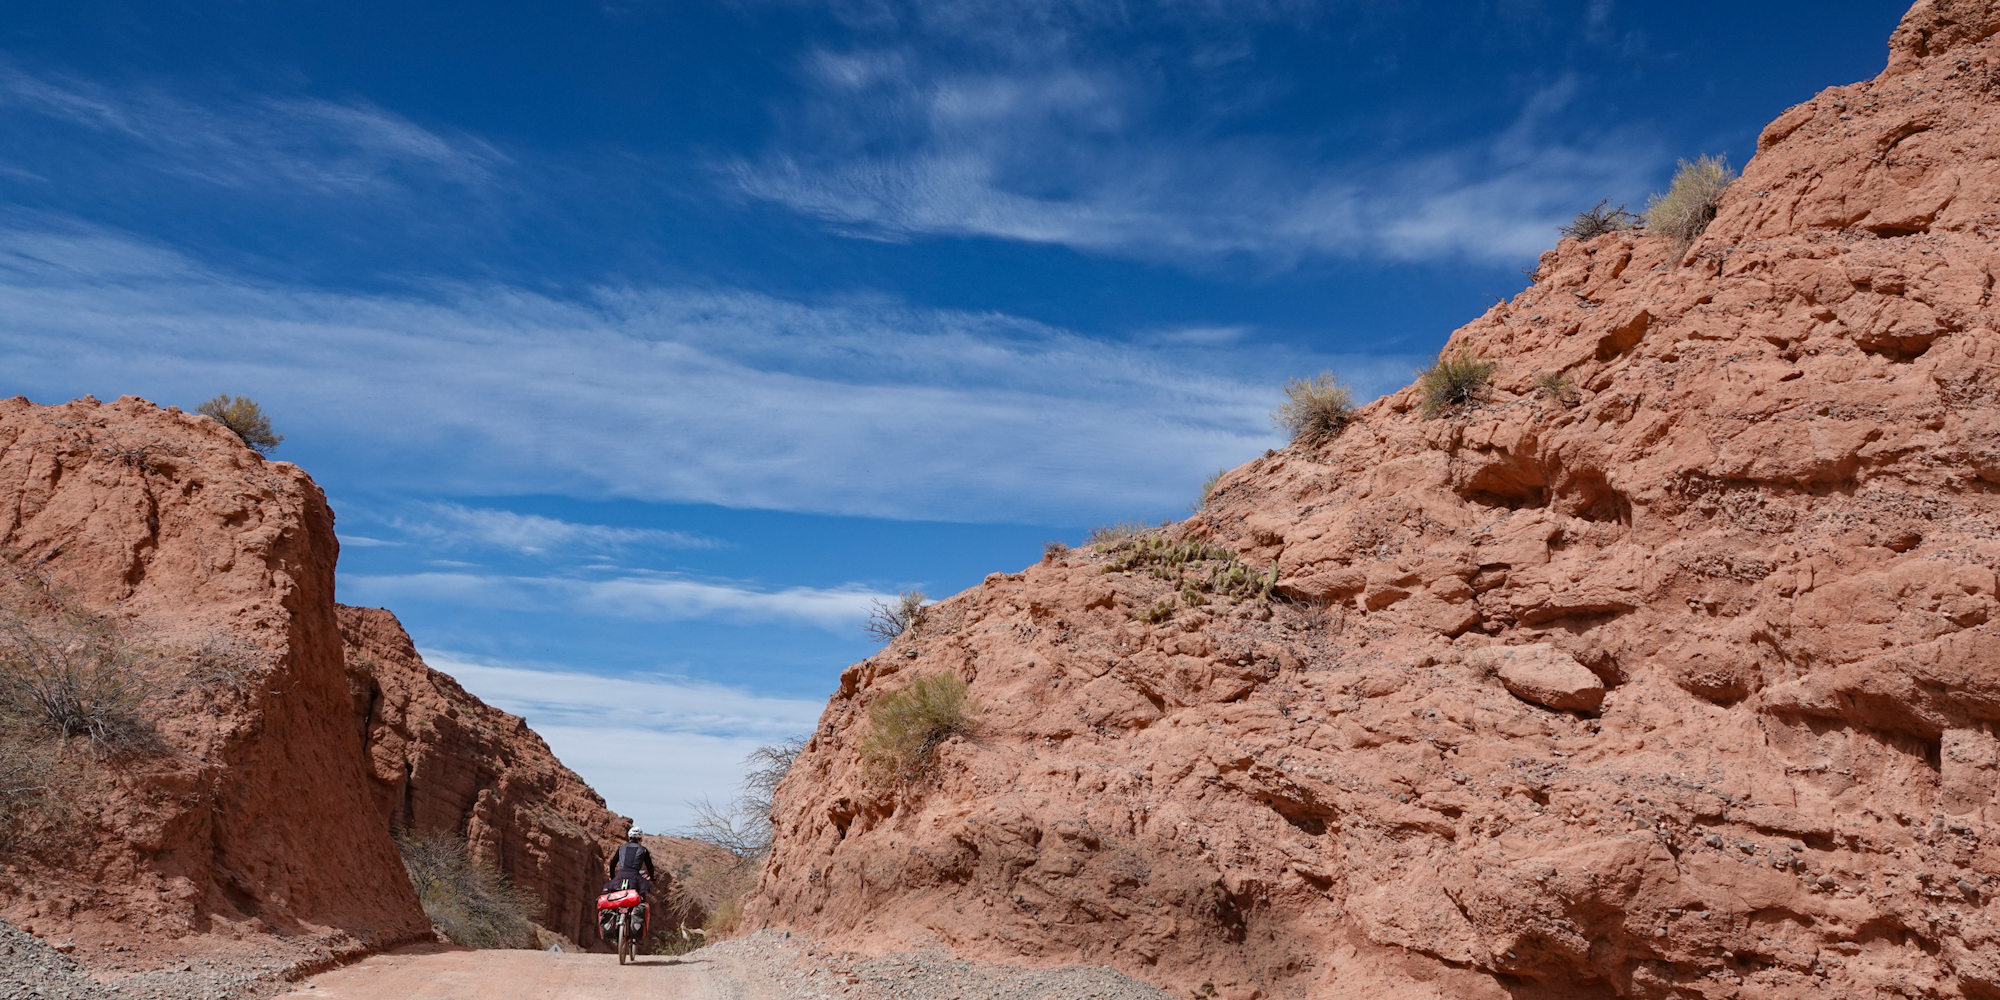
(0, 219, 1370, 522)
(730, 20, 1659, 266)
(422, 651, 826, 830)
(0, 64, 502, 195)
(344, 571, 890, 630)
(393, 502, 723, 555)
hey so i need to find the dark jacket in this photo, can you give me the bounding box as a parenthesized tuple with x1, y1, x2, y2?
(609, 841, 655, 881)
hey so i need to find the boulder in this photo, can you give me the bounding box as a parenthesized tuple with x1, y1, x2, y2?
(1465, 644, 1605, 712)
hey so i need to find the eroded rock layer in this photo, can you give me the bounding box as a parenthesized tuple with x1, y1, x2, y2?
(751, 5, 2000, 998)
(338, 606, 632, 947)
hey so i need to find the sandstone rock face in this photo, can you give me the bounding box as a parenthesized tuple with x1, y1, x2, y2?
(752, 6, 2000, 998)
(0, 395, 429, 955)
(1466, 644, 1605, 712)
(0, 395, 632, 969)
(337, 606, 632, 946)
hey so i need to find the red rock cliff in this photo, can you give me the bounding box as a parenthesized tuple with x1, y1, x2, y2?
(750, 4, 2000, 998)
(0, 395, 429, 955)
(0, 394, 634, 966)
(337, 605, 632, 945)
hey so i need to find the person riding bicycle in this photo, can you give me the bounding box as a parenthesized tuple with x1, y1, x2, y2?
(606, 825, 655, 898)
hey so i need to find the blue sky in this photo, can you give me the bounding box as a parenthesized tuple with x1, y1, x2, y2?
(1, 0, 1905, 828)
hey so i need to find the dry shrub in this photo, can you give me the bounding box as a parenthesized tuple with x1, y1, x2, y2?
(1531, 370, 1581, 406)
(1273, 372, 1355, 444)
(1042, 541, 1070, 563)
(683, 736, 804, 861)
(173, 632, 267, 697)
(394, 828, 540, 949)
(1191, 469, 1227, 511)
(196, 395, 283, 455)
(702, 897, 744, 936)
(1559, 199, 1640, 241)
(862, 590, 928, 642)
(657, 852, 756, 950)
(1088, 521, 1151, 547)
(665, 736, 807, 949)
(860, 672, 978, 783)
(0, 562, 174, 857)
(1416, 351, 1500, 418)
(0, 572, 157, 752)
(0, 722, 69, 853)
(1645, 155, 1734, 253)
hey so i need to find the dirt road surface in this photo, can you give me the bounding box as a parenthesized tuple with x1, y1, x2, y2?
(273, 932, 1175, 1000)
(276, 946, 745, 1000)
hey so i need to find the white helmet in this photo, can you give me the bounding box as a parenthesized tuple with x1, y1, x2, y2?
(628, 825, 643, 839)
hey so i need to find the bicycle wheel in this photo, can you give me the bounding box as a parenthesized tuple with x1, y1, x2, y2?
(618, 919, 629, 964)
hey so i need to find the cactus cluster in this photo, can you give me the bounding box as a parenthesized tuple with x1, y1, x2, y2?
(1098, 536, 1279, 622)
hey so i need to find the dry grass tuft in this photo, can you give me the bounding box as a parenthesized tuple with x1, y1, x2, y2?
(394, 828, 540, 949)
(1416, 351, 1500, 418)
(1088, 521, 1152, 548)
(860, 672, 978, 783)
(1273, 373, 1355, 444)
(1191, 469, 1228, 511)
(1531, 370, 1581, 406)
(1645, 155, 1734, 253)
(1042, 541, 1070, 563)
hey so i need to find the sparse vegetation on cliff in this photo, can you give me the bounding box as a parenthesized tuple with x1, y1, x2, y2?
(861, 672, 978, 782)
(0, 569, 152, 752)
(1646, 155, 1733, 252)
(1273, 372, 1355, 444)
(863, 590, 928, 642)
(1416, 351, 1499, 418)
(196, 395, 284, 455)
(1100, 536, 1277, 615)
(1531, 370, 1580, 406)
(1558, 199, 1640, 241)
(1192, 468, 1227, 510)
(1088, 521, 1152, 547)
(393, 828, 540, 949)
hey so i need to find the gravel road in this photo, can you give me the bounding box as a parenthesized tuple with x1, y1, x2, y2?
(3, 920, 1172, 1000)
(276, 931, 1172, 1000)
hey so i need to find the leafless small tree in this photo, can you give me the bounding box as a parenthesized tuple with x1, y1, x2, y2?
(863, 590, 928, 642)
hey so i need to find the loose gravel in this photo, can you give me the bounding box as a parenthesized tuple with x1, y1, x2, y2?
(0, 919, 108, 1000)
(0, 919, 363, 1000)
(705, 930, 1174, 1000)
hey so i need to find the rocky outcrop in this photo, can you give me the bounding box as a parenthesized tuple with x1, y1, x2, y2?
(0, 395, 429, 959)
(337, 606, 631, 945)
(0, 394, 633, 972)
(751, 5, 2000, 998)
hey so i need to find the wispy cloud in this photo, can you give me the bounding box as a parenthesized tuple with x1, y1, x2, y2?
(728, 9, 1658, 267)
(393, 502, 723, 555)
(0, 63, 503, 195)
(337, 534, 401, 548)
(0, 219, 1383, 522)
(344, 571, 891, 630)
(423, 650, 825, 829)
